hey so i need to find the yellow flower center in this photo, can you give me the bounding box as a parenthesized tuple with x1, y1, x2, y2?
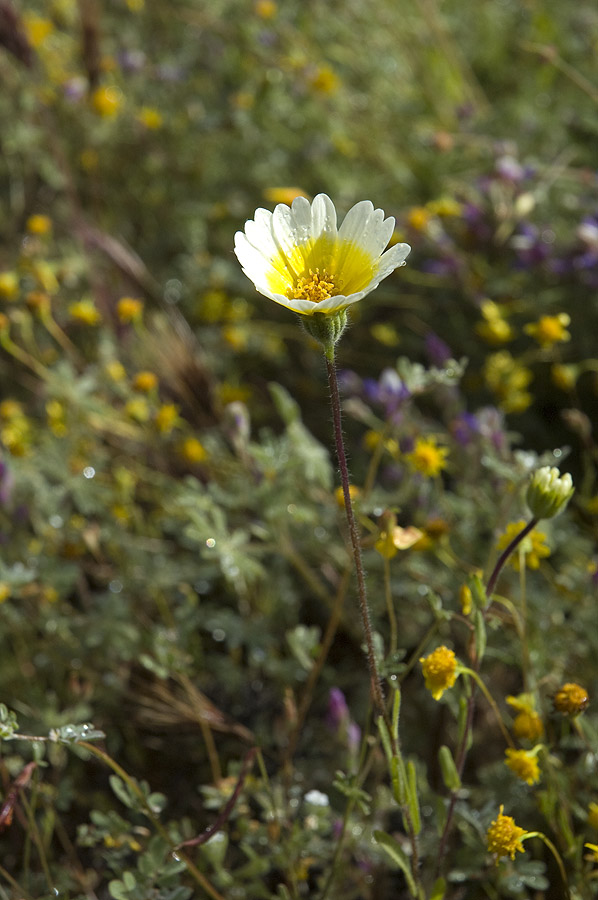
(420, 646, 458, 700)
(553, 682, 589, 716)
(292, 269, 336, 303)
(505, 748, 540, 785)
(487, 806, 526, 860)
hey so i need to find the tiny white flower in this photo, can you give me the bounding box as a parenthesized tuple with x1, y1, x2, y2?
(234, 193, 410, 316)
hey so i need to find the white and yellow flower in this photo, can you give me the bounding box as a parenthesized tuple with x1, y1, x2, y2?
(234, 193, 410, 316)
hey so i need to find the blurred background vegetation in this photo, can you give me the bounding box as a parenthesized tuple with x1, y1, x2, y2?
(0, 0, 598, 898)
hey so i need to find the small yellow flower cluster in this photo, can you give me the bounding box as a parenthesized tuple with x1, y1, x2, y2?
(484, 351, 533, 413)
(420, 646, 458, 700)
(505, 748, 540, 785)
(487, 806, 526, 860)
(506, 695, 544, 741)
(497, 520, 550, 571)
(374, 514, 423, 559)
(117, 297, 144, 323)
(133, 371, 158, 393)
(524, 313, 571, 348)
(475, 300, 514, 345)
(0, 399, 31, 457)
(0, 272, 19, 301)
(26, 214, 52, 236)
(69, 298, 101, 326)
(553, 682, 589, 716)
(405, 437, 448, 478)
(179, 436, 208, 464)
(91, 86, 123, 117)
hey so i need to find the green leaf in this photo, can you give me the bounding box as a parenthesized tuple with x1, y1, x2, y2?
(438, 745, 461, 791)
(373, 830, 417, 897)
(406, 761, 421, 834)
(430, 877, 446, 900)
(474, 610, 486, 662)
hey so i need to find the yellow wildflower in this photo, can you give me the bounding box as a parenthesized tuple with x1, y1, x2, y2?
(405, 437, 448, 477)
(69, 299, 101, 325)
(0, 583, 10, 603)
(551, 363, 577, 392)
(180, 437, 208, 464)
(476, 301, 514, 345)
(23, 14, 54, 47)
(459, 584, 472, 616)
(137, 107, 163, 130)
(487, 806, 526, 860)
(588, 803, 598, 831)
(497, 520, 550, 571)
(125, 398, 150, 423)
(553, 682, 589, 716)
(407, 206, 432, 232)
(426, 197, 462, 217)
(0, 400, 23, 420)
(46, 400, 67, 437)
(255, 0, 277, 17)
(91, 86, 123, 117)
(484, 351, 533, 414)
(375, 521, 423, 559)
(0, 272, 19, 301)
(155, 404, 179, 435)
(117, 296, 144, 323)
(370, 322, 400, 346)
(585, 843, 598, 863)
(505, 748, 540, 785)
(106, 360, 126, 382)
(420, 646, 458, 700)
(132, 371, 158, 393)
(26, 214, 52, 236)
(309, 66, 339, 94)
(524, 313, 571, 348)
(506, 695, 544, 741)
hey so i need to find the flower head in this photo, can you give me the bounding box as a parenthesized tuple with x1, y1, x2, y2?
(505, 748, 540, 785)
(588, 803, 598, 830)
(526, 466, 574, 520)
(524, 313, 571, 347)
(117, 297, 144, 323)
(553, 682, 589, 716)
(506, 695, 544, 741)
(487, 806, 526, 860)
(405, 436, 449, 477)
(497, 520, 550, 571)
(234, 194, 410, 317)
(420, 646, 458, 700)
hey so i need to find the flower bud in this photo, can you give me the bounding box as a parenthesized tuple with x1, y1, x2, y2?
(526, 466, 574, 520)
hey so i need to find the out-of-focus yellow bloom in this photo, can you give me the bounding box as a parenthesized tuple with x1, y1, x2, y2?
(309, 65, 339, 94)
(137, 107, 163, 129)
(1, 419, 31, 457)
(255, 0, 277, 17)
(487, 806, 526, 861)
(476, 301, 514, 345)
(484, 351, 533, 413)
(551, 363, 577, 392)
(588, 803, 598, 830)
(0, 583, 11, 603)
(26, 214, 52, 236)
(0, 400, 23, 420)
(32, 261, 59, 294)
(497, 520, 550, 571)
(407, 206, 432, 232)
(420, 646, 458, 700)
(524, 313, 571, 348)
(125, 398, 150, 423)
(232, 91, 255, 110)
(106, 360, 126, 382)
(505, 748, 540, 785)
(506, 695, 544, 741)
(0, 272, 19, 301)
(117, 297, 144, 323)
(217, 383, 251, 405)
(155, 404, 179, 435)
(23, 14, 54, 47)
(69, 299, 101, 325)
(426, 197, 462, 217)
(26, 291, 51, 313)
(405, 436, 448, 477)
(180, 437, 207, 463)
(334, 484, 361, 509)
(553, 682, 589, 716)
(263, 187, 309, 206)
(132, 371, 158, 393)
(370, 322, 400, 346)
(222, 325, 249, 351)
(585, 843, 598, 863)
(91, 86, 123, 117)
(126, 0, 145, 11)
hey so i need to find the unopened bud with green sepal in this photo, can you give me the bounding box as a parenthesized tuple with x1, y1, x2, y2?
(526, 466, 574, 520)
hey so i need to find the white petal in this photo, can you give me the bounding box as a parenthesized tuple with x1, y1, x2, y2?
(271, 204, 305, 277)
(374, 242, 411, 280)
(339, 202, 396, 259)
(311, 291, 367, 313)
(309, 193, 338, 241)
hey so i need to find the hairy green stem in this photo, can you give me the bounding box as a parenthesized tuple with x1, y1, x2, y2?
(325, 348, 386, 719)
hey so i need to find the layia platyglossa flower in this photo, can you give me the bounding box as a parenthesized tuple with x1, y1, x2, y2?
(234, 193, 410, 316)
